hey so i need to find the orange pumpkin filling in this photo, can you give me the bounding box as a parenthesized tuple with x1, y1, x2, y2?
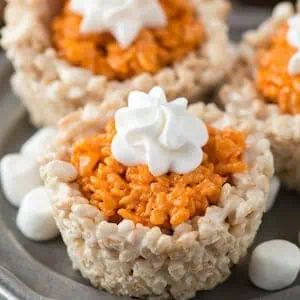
(257, 24, 300, 114)
(52, 0, 205, 80)
(71, 120, 246, 229)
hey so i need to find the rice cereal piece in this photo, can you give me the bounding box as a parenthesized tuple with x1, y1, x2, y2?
(219, 1, 300, 192)
(40, 102, 274, 300)
(2, 0, 232, 127)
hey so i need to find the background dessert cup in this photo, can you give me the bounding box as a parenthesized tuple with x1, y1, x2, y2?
(2, 0, 232, 127)
(219, 1, 300, 192)
(40, 99, 273, 300)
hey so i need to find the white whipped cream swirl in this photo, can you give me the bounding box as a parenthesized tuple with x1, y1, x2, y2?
(287, 15, 300, 48)
(287, 14, 300, 75)
(70, 0, 167, 49)
(111, 87, 209, 177)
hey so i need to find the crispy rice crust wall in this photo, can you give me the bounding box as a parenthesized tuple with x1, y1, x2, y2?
(2, 0, 232, 127)
(40, 102, 273, 300)
(219, 1, 300, 192)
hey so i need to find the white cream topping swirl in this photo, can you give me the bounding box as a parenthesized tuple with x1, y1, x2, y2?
(287, 14, 300, 75)
(111, 87, 209, 177)
(70, 0, 167, 49)
(287, 15, 300, 48)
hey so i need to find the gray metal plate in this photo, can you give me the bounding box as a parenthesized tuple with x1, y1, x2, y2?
(1, 3, 300, 299)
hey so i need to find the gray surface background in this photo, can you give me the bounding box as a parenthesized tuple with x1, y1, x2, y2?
(1, 2, 300, 300)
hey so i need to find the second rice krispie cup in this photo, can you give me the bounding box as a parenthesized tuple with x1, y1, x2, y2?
(220, 1, 300, 192)
(40, 87, 273, 300)
(2, 0, 232, 127)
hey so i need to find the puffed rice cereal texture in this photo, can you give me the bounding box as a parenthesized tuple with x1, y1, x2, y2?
(219, 1, 300, 192)
(2, 0, 232, 127)
(40, 101, 274, 300)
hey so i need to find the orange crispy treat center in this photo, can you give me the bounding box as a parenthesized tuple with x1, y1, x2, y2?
(52, 0, 205, 80)
(257, 24, 300, 114)
(71, 120, 246, 229)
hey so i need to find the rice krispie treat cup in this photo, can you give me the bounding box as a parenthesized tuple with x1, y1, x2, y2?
(2, 0, 232, 127)
(40, 87, 273, 300)
(219, 1, 300, 192)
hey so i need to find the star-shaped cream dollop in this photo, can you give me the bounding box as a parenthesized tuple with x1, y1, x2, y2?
(70, 0, 167, 48)
(287, 14, 300, 75)
(111, 87, 209, 177)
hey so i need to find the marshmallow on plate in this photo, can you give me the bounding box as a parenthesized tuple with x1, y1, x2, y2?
(21, 127, 57, 159)
(264, 176, 281, 213)
(0, 154, 41, 207)
(249, 240, 300, 291)
(16, 186, 59, 241)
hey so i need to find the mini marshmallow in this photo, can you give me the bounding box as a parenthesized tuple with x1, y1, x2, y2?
(0, 154, 41, 207)
(21, 127, 57, 159)
(249, 240, 300, 291)
(16, 187, 59, 241)
(265, 176, 281, 213)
